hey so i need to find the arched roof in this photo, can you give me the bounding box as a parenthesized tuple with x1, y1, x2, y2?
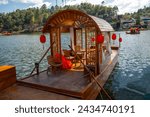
(42, 9, 114, 33)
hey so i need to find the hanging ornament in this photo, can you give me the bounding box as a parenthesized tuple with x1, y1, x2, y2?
(91, 37, 95, 42)
(112, 33, 116, 40)
(97, 34, 104, 44)
(40, 34, 46, 49)
(119, 37, 122, 42)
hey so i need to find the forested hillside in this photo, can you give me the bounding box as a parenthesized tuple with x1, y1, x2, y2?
(0, 3, 118, 33)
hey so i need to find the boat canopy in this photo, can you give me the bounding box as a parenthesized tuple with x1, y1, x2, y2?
(42, 9, 114, 75)
(42, 9, 114, 33)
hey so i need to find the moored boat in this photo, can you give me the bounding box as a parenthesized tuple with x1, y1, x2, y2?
(126, 27, 140, 34)
(0, 9, 121, 100)
(1, 31, 12, 36)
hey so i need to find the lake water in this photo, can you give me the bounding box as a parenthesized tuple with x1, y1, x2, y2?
(0, 31, 150, 99)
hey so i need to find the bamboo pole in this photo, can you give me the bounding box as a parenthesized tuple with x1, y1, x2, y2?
(69, 45, 112, 100)
(30, 41, 55, 76)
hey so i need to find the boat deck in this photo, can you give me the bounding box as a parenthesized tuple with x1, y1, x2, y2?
(0, 84, 77, 100)
(18, 70, 91, 98)
(0, 49, 119, 100)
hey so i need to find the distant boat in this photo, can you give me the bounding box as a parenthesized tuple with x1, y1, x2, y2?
(126, 31, 140, 34)
(126, 27, 140, 34)
(2, 32, 12, 36)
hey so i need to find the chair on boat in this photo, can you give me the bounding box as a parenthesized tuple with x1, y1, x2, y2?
(63, 49, 75, 62)
(73, 45, 85, 67)
(87, 49, 96, 65)
(47, 55, 62, 73)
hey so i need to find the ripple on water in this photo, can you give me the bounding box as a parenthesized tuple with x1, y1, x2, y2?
(1, 32, 150, 99)
(103, 31, 150, 99)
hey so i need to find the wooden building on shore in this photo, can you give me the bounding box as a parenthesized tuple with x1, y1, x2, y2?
(0, 9, 120, 100)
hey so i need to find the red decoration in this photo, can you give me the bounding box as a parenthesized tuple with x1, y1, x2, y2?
(119, 37, 122, 42)
(91, 38, 95, 42)
(97, 34, 104, 43)
(136, 28, 139, 32)
(112, 33, 116, 40)
(40, 34, 46, 43)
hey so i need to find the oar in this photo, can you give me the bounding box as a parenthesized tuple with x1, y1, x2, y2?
(30, 41, 55, 76)
(69, 45, 112, 100)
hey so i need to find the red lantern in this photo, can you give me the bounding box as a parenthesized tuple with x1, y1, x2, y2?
(40, 34, 46, 43)
(91, 38, 95, 42)
(112, 33, 116, 40)
(119, 37, 122, 42)
(97, 34, 104, 43)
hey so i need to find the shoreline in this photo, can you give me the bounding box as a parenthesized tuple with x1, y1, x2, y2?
(1, 28, 150, 36)
(0, 31, 42, 36)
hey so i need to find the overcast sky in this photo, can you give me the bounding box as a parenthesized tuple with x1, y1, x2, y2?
(0, 0, 150, 14)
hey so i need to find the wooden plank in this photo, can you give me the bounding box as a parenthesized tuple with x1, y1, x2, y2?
(81, 50, 118, 99)
(0, 84, 78, 100)
(84, 82, 100, 99)
(0, 66, 16, 78)
(17, 80, 83, 99)
(0, 75, 16, 91)
(0, 69, 16, 81)
(0, 66, 16, 91)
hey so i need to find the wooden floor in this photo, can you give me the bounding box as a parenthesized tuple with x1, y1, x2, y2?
(0, 49, 119, 100)
(18, 70, 91, 98)
(0, 84, 77, 100)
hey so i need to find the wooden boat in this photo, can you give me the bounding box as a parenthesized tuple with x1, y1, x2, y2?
(126, 28, 140, 34)
(0, 9, 120, 100)
(2, 32, 12, 36)
(126, 31, 140, 34)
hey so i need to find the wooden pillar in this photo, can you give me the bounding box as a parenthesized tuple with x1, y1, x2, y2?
(70, 27, 74, 50)
(85, 27, 87, 65)
(58, 27, 61, 56)
(74, 28, 76, 46)
(108, 32, 111, 44)
(95, 29, 99, 75)
(99, 44, 102, 64)
(81, 28, 83, 49)
(50, 28, 53, 56)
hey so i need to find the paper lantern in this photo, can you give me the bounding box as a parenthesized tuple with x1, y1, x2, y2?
(97, 34, 104, 43)
(91, 38, 95, 42)
(112, 33, 116, 40)
(40, 34, 46, 43)
(119, 37, 122, 42)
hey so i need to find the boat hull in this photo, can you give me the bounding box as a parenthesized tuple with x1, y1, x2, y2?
(126, 31, 140, 34)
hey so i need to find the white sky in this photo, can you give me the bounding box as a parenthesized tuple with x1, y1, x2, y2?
(0, 0, 150, 14)
(66, 0, 150, 14)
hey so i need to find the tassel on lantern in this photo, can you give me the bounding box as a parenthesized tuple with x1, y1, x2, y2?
(102, 48, 105, 64)
(42, 44, 44, 50)
(107, 42, 112, 54)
